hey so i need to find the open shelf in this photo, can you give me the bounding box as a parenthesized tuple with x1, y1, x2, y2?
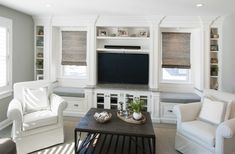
(97, 36, 150, 40)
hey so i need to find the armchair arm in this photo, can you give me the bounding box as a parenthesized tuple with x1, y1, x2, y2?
(7, 99, 23, 122)
(7, 99, 23, 138)
(216, 118, 235, 154)
(173, 102, 202, 130)
(50, 94, 67, 117)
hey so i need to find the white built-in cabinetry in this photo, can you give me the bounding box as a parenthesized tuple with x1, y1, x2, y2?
(94, 89, 149, 111)
(35, 26, 45, 80)
(62, 96, 88, 117)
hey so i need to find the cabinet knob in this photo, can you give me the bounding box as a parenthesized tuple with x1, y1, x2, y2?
(74, 104, 79, 107)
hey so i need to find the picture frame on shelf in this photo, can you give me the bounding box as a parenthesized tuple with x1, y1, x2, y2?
(98, 29, 108, 36)
(117, 28, 128, 37)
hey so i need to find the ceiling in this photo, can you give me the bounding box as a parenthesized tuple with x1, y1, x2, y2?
(0, 0, 235, 17)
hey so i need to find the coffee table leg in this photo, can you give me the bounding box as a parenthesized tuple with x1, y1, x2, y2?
(153, 137, 156, 154)
(74, 130, 77, 154)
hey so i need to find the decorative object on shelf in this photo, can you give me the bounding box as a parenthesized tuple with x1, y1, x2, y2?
(36, 59, 43, 69)
(139, 30, 148, 37)
(211, 58, 218, 63)
(117, 111, 146, 124)
(128, 99, 144, 120)
(210, 45, 218, 51)
(94, 111, 112, 123)
(211, 65, 218, 76)
(37, 52, 43, 58)
(211, 28, 219, 38)
(38, 29, 44, 35)
(117, 28, 128, 37)
(98, 29, 108, 36)
(110, 33, 116, 37)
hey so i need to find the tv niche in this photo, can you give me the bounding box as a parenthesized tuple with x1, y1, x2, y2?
(98, 52, 149, 85)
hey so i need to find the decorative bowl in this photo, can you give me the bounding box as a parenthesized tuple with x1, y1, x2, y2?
(94, 111, 112, 123)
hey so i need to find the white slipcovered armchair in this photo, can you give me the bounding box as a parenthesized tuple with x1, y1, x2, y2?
(7, 80, 67, 154)
(174, 89, 235, 154)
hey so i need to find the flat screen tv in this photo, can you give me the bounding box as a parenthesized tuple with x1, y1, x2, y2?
(98, 53, 149, 84)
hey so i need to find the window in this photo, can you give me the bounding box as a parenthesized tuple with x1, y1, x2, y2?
(63, 65, 87, 78)
(0, 17, 12, 93)
(161, 32, 191, 83)
(61, 31, 87, 79)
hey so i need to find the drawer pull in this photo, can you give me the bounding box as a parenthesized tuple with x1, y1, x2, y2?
(74, 104, 79, 107)
(168, 110, 173, 113)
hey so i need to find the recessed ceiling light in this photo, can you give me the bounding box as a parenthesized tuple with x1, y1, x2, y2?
(196, 3, 204, 7)
(45, 4, 51, 8)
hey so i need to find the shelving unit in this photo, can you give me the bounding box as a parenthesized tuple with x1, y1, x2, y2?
(96, 27, 150, 54)
(35, 26, 44, 80)
(209, 27, 220, 90)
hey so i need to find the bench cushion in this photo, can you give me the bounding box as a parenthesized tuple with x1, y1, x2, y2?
(160, 92, 201, 103)
(53, 87, 85, 98)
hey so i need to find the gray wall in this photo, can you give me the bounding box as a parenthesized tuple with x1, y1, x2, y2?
(0, 5, 34, 122)
(222, 14, 235, 93)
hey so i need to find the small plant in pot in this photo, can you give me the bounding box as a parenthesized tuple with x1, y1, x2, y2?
(128, 99, 144, 120)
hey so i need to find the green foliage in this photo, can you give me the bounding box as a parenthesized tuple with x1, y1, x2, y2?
(128, 99, 144, 113)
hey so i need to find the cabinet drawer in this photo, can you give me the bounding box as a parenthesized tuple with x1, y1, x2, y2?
(161, 102, 179, 118)
(62, 97, 86, 111)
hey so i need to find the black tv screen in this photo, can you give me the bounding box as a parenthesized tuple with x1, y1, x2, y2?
(98, 53, 149, 84)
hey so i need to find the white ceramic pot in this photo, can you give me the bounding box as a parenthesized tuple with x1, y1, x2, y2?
(133, 112, 142, 120)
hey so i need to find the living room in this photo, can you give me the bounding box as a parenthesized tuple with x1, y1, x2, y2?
(0, 0, 235, 154)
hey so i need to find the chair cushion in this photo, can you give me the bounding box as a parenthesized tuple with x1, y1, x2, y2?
(181, 120, 217, 147)
(199, 97, 227, 125)
(23, 110, 57, 131)
(23, 87, 50, 113)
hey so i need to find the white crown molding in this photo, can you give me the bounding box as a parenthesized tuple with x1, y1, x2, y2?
(96, 15, 161, 27)
(51, 15, 98, 26)
(160, 16, 202, 28)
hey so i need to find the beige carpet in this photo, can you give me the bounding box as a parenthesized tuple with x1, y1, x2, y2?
(0, 117, 180, 154)
(31, 117, 180, 154)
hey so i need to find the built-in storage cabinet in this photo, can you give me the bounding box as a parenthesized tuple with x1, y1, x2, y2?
(35, 26, 44, 80)
(96, 27, 150, 54)
(94, 90, 150, 112)
(209, 27, 220, 90)
(62, 96, 88, 117)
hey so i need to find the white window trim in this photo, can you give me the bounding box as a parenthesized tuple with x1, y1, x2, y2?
(0, 16, 12, 98)
(159, 28, 193, 84)
(57, 27, 88, 80)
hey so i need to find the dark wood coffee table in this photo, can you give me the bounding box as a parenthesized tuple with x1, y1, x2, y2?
(74, 108, 156, 154)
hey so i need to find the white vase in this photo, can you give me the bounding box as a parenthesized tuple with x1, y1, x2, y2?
(133, 112, 142, 120)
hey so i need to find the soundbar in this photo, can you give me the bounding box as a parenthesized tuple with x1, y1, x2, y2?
(104, 45, 141, 50)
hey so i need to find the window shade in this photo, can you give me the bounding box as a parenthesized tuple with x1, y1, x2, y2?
(162, 32, 191, 69)
(62, 31, 87, 66)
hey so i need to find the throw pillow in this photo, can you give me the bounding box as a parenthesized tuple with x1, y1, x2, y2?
(23, 87, 50, 114)
(198, 97, 227, 125)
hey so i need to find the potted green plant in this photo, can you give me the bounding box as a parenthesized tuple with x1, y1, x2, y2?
(128, 99, 144, 120)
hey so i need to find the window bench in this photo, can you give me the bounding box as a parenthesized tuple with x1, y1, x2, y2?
(160, 92, 201, 123)
(53, 87, 87, 117)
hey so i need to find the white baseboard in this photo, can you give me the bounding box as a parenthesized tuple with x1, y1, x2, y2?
(0, 118, 12, 130)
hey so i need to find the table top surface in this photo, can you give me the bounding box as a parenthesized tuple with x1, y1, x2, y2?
(75, 108, 155, 138)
